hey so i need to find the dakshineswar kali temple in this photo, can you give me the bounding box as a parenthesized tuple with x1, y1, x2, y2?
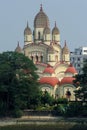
(15, 5, 77, 100)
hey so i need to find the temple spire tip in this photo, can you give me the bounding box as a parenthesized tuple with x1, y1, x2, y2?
(40, 4, 43, 11)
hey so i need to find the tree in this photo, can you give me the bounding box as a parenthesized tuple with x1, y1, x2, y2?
(0, 51, 40, 116)
(41, 90, 54, 106)
(74, 60, 87, 102)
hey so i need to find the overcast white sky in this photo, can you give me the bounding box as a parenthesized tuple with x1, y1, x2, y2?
(0, 0, 87, 52)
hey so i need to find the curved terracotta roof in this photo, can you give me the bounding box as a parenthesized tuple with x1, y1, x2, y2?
(60, 77, 75, 85)
(43, 66, 55, 74)
(65, 64, 77, 74)
(39, 77, 59, 87)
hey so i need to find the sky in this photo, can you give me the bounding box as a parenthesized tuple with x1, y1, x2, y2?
(0, 0, 87, 52)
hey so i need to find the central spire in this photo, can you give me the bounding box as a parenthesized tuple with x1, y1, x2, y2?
(27, 21, 29, 28)
(55, 21, 56, 27)
(40, 4, 43, 11)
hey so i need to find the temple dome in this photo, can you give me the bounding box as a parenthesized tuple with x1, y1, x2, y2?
(15, 42, 22, 53)
(52, 22, 60, 35)
(34, 5, 49, 28)
(24, 22, 32, 35)
(62, 41, 69, 54)
(44, 26, 50, 34)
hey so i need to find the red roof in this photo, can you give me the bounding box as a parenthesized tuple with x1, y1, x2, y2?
(43, 66, 55, 74)
(65, 64, 77, 74)
(60, 77, 75, 85)
(39, 77, 59, 87)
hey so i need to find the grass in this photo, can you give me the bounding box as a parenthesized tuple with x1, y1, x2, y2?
(0, 123, 87, 130)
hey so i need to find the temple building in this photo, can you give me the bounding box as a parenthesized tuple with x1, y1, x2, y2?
(15, 5, 77, 100)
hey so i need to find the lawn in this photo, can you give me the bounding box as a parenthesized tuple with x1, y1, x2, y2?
(0, 123, 87, 130)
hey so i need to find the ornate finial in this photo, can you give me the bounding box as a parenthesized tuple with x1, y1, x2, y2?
(18, 41, 19, 46)
(27, 21, 29, 28)
(65, 40, 66, 46)
(40, 4, 43, 11)
(55, 21, 56, 27)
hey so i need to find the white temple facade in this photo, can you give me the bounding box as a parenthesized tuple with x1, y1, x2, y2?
(15, 5, 77, 100)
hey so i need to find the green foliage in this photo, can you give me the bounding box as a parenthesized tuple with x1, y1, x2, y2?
(55, 98, 68, 104)
(41, 91, 54, 106)
(12, 109, 23, 118)
(64, 102, 82, 117)
(36, 105, 54, 111)
(53, 104, 67, 116)
(53, 98, 68, 116)
(0, 51, 40, 116)
(74, 60, 87, 102)
(0, 101, 7, 117)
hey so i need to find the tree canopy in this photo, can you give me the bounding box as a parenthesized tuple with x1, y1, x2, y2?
(74, 60, 87, 102)
(0, 51, 40, 116)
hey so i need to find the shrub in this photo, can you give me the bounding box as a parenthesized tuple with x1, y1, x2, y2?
(64, 102, 82, 117)
(55, 98, 68, 105)
(53, 104, 67, 116)
(12, 109, 23, 118)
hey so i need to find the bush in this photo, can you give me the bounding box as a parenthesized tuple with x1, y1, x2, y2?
(0, 101, 8, 117)
(64, 102, 82, 117)
(81, 109, 87, 117)
(53, 104, 67, 116)
(56, 98, 68, 105)
(36, 105, 54, 111)
(12, 109, 23, 118)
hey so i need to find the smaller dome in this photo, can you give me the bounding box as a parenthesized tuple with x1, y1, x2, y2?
(44, 26, 50, 34)
(24, 22, 32, 35)
(43, 66, 55, 74)
(65, 64, 77, 74)
(39, 77, 59, 87)
(62, 41, 69, 54)
(15, 42, 22, 53)
(52, 22, 60, 35)
(60, 77, 75, 85)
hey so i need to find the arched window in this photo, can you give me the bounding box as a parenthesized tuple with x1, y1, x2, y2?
(41, 55, 43, 62)
(36, 55, 38, 62)
(33, 31, 35, 41)
(54, 35, 55, 41)
(38, 32, 40, 40)
(49, 55, 51, 61)
(25, 35, 28, 41)
(65, 89, 71, 101)
(64, 55, 65, 61)
(63, 55, 65, 61)
(31, 56, 33, 61)
(55, 55, 58, 62)
(45, 35, 46, 41)
(33, 30, 34, 36)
